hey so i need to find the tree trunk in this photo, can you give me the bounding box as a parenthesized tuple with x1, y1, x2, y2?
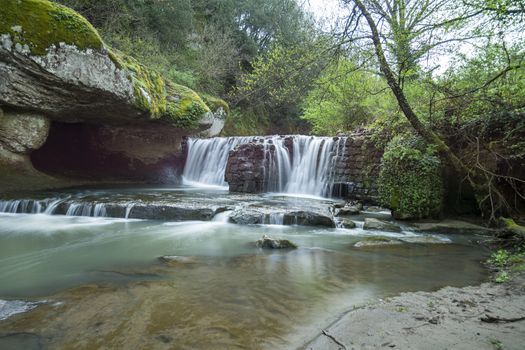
(353, 0, 489, 217)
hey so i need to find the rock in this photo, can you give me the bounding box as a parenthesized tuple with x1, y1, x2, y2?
(0, 1, 228, 189)
(0, 1, 214, 126)
(354, 236, 402, 247)
(229, 208, 263, 225)
(409, 220, 495, 234)
(255, 235, 297, 249)
(398, 236, 448, 244)
(283, 211, 335, 227)
(340, 218, 356, 229)
(228, 206, 335, 227)
(337, 206, 360, 216)
(158, 256, 198, 266)
(0, 110, 50, 154)
(363, 218, 401, 232)
(225, 143, 267, 193)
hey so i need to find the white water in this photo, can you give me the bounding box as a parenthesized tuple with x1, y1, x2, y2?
(0, 199, 108, 217)
(183, 135, 347, 197)
(183, 137, 254, 187)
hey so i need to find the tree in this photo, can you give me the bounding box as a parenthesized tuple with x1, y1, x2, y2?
(340, 0, 524, 222)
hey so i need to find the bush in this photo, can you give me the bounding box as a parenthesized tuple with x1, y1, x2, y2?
(379, 135, 443, 219)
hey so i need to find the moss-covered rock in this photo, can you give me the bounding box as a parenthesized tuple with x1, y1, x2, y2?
(201, 94, 230, 114)
(0, 0, 103, 55)
(378, 135, 443, 220)
(0, 0, 222, 132)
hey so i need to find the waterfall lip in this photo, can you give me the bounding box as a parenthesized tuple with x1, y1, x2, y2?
(263, 192, 332, 201)
(184, 135, 349, 198)
(181, 177, 229, 191)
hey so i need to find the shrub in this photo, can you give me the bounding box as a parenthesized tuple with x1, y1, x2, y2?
(379, 135, 443, 219)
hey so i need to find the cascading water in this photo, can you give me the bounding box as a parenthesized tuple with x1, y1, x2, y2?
(183, 135, 347, 197)
(183, 137, 255, 187)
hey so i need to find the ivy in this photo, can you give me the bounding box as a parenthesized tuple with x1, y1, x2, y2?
(379, 135, 443, 220)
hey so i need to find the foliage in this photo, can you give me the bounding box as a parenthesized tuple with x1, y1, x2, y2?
(0, 0, 103, 55)
(489, 249, 511, 267)
(379, 135, 444, 219)
(301, 59, 397, 135)
(234, 36, 331, 133)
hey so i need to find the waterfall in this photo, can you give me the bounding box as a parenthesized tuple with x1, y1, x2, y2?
(0, 198, 107, 218)
(183, 137, 254, 187)
(183, 135, 347, 197)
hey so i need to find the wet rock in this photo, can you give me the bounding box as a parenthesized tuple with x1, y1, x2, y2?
(230, 208, 263, 225)
(363, 218, 401, 232)
(409, 220, 494, 234)
(129, 204, 214, 221)
(225, 143, 267, 193)
(337, 206, 360, 216)
(354, 236, 402, 248)
(158, 256, 198, 266)
(283, 211, 335, 227)
(255, 235, 297, 249)
(340, 218, 356, 229)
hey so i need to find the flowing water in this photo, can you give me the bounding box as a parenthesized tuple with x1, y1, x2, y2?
(0, 186, 489, 349)
(183, 136, 346, 197)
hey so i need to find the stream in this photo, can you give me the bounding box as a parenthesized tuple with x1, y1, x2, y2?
(0, 186, 488, 349)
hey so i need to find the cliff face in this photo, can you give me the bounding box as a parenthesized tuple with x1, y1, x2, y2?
(0, 0, 227, 190)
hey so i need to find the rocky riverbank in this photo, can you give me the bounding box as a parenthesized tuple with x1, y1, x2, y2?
(302, 272, 525, 350)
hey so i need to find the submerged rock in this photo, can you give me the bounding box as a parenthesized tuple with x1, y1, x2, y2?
(363, 218, 401, 232)
(158, 256, 198, 266)
(354, 236, 402, 248)
(255, 235, 297, 249)
(409, 220, 494, 234)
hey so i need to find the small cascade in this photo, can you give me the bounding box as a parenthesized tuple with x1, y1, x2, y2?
(44, 199, 64, 215)
(0, 198, 107, 218)
(0, 199, 47, 214)
(183, 137, 254, 187)
(212, 210, 232, 223)
(262, 213, 284, 225)
(183, 135, 347, 197)
(124, 203, 135, 219)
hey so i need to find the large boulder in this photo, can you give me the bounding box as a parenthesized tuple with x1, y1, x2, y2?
(363, 218, 402, 232)
(0, 110, 49, 154)
(255, 235, 297, 249)
(0, 0, 228, 189)
(0, 0, 213, 128)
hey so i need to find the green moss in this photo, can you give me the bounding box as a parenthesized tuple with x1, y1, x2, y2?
(200, 94, 230, 113)
(0, 0, 103, 55)
(498, 217, 525, 237)
(0, 0, 209, 127)
(378, 135, 443, 220)
(109, 49, 167, 117)
(164, 82, 209, 128)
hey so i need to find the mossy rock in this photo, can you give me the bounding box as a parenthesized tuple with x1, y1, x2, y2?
(0, 0, 218, 129)
(0, 0, 103, 55)
(165, 82, 210, 128)
(201, 94, 230, 114)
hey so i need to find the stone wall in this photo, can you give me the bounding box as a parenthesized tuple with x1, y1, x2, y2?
(331, 133, 383, 203)
(225, 143, 267, 192)
(224, 133, 383, 203)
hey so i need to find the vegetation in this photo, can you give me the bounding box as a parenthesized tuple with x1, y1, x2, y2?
(379, 135, 443, 219)
(9, 0, 522, 223)
(488, 246, 525, 283)
(0, 0, 103, 55)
